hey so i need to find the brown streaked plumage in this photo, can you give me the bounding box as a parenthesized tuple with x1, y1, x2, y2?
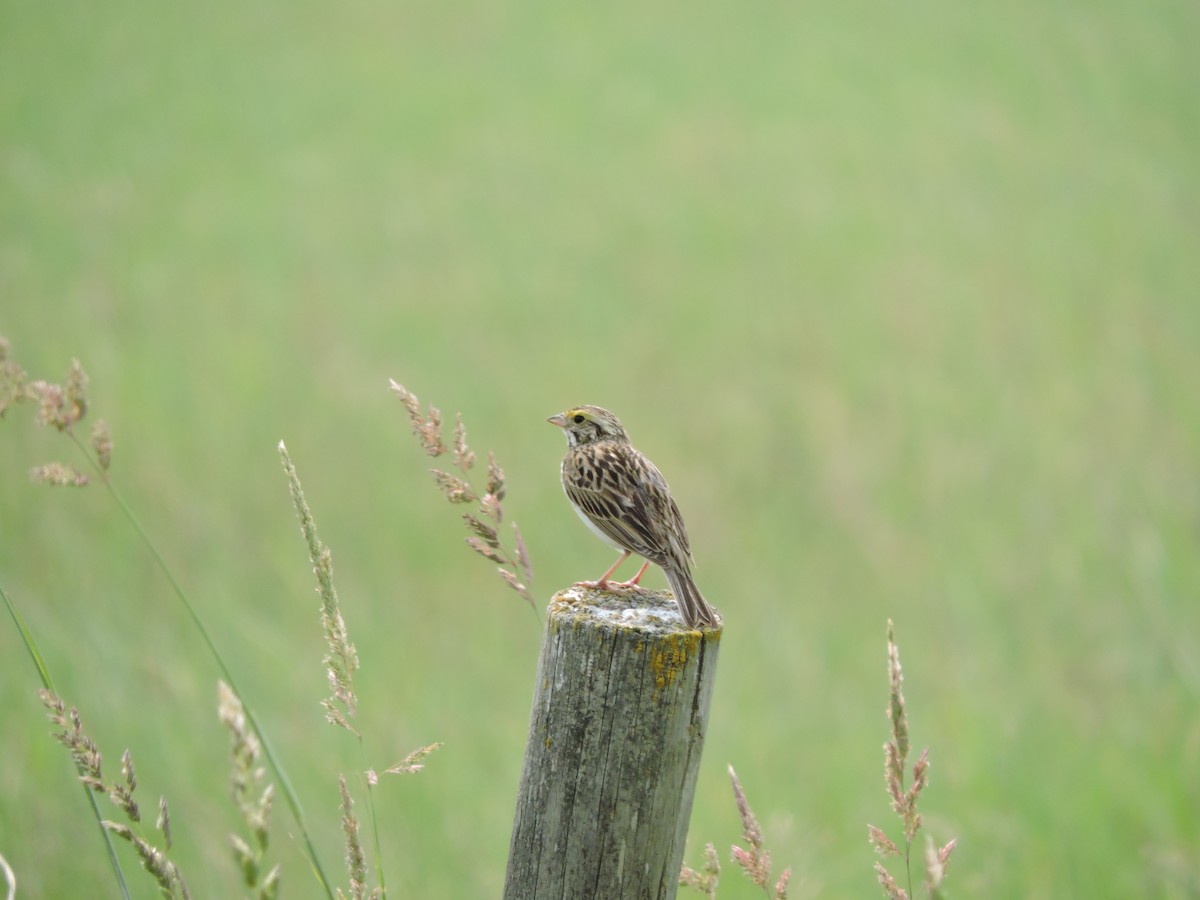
(547, 405, 719, 629)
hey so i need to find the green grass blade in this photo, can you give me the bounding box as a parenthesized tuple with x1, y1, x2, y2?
(1, 582, 132, 900)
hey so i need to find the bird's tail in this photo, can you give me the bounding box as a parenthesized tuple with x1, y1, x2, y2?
(665, 566, 720, 629)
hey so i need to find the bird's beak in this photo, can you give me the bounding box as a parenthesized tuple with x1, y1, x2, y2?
(547, 413, 567, 428)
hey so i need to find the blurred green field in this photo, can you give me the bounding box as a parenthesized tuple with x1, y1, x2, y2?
(2, 0, 1198, 896)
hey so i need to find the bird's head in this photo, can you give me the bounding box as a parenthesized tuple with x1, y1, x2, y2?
(547, 405, 629, 447)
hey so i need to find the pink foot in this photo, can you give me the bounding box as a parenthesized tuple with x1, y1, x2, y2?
(608, 561, 651, 591)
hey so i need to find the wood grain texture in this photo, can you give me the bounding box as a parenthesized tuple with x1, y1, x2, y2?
(505, 587, 722, 900)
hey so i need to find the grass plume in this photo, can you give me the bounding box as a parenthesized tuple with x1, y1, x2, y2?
(679, 842, 721, 898)
(41, 690, 190, 899)
(219, 681, 280, 899)
(868, 620, 957, 899)
(389, 380, 536, 611)
(337, 776, 372, 900)
(681, 766, 791, 899)
(0, 340, 112, 484)
(729, 765, 792, 899)
(379, 743, 443, 778)
(279, 439, 441, 898)
(0, 334, 26, 418)
(279, 440, 360, 735)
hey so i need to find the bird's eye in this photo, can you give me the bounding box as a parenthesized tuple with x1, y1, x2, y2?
(573, 414, 585, 424)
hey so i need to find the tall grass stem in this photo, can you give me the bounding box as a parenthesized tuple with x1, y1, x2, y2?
(66, 431, 334, 899)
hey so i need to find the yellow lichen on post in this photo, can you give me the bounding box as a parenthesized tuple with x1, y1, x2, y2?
(651, 631, 698, 691)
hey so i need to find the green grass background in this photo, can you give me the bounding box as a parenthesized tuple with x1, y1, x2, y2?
(2, 0, 1198, 896)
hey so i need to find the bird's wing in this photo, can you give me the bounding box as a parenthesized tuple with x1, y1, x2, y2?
(563, 446, 669, 563)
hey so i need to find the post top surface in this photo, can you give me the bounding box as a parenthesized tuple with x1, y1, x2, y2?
(549, 586, 723, 636)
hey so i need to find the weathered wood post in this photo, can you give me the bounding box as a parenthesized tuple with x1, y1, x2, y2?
(504, 586, 721, 900)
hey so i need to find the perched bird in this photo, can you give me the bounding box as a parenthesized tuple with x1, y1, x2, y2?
(548, 405, 719, 629)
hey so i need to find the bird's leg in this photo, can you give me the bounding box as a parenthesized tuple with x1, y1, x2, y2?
(609, 561, 651, 590)
(574, 550, 631, 590)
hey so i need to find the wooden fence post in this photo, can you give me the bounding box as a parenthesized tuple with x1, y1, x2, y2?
(504, 586, 722, 900)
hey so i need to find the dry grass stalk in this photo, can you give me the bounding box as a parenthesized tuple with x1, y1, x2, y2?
(336, 775, 380, 900)
(279, 440, 360, 735)
(382, 742, 442, 776)
(868, 620, 956, 899)
(219, 681, 280, 898)
(678, 842, 721, 898)
(729, 765, 792, 899)
(28, 461, 90, 486)
(874, 860, 907, 900)
(40, 689, 189, 898)
(683, 767, 790, 898)
(366, 742, 444, 785)
(0, 334, 28, 419)
(91, 418, 113, 471)
(389, 380, 536, 610)
(278, 438, 441, 897)
(0, 335, 113, 482)
(924, 835, 957, 898)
